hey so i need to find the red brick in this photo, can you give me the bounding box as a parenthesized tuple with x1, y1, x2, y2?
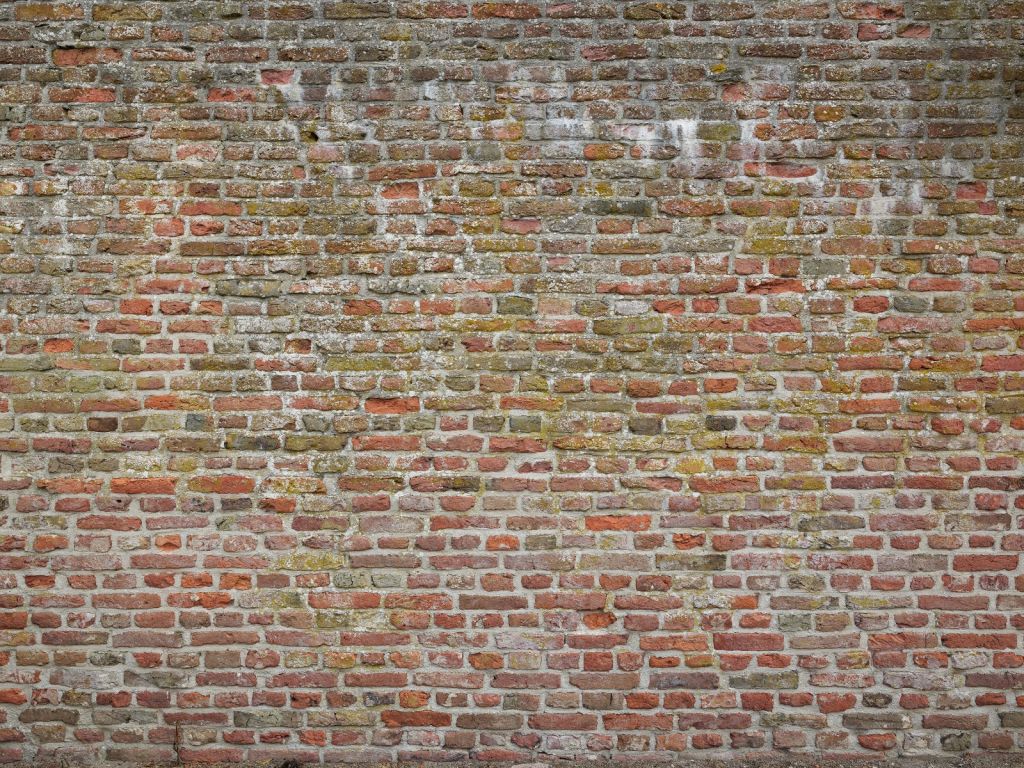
(0, 4, 1018, 764)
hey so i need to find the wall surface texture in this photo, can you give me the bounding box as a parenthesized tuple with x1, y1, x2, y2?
(0, 0, 1023, 765)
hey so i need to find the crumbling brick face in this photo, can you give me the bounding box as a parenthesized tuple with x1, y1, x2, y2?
(0, 0, 1022, 764)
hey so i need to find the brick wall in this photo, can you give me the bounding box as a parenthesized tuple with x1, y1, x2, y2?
(1, 0, 1023, 764)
